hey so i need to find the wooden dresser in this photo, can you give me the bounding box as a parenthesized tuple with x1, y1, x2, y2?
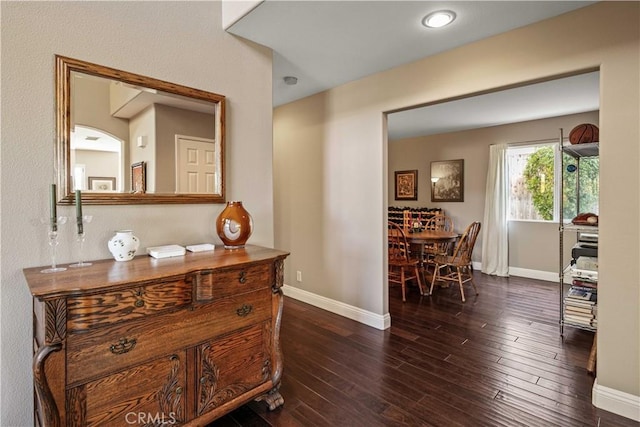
(23, 245, 289, 427)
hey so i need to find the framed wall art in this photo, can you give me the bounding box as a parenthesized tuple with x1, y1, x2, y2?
(88, 176, 116, 192)
(431, 159, 464, 202)
(131, 161, 146, 194)
(394, 170, 418, 201)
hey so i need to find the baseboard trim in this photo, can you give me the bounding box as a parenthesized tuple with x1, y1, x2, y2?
(282, 284, 390, 330)
(508, 266, 558, 283)
(593, 378, 640, 422)
(474, 262, 558, 283)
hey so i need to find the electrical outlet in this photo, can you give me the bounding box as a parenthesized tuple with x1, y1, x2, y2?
(296, 271, 302, 282)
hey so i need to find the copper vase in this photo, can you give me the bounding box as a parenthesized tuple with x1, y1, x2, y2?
(216, 201, 253, 249)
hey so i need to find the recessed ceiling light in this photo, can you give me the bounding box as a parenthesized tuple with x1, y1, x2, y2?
(422, 10, 456, 28)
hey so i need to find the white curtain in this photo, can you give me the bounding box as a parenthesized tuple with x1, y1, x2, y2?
(482, 143, 509, 276)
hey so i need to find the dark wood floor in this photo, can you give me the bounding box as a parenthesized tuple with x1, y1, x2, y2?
(210, 273, 638, 426)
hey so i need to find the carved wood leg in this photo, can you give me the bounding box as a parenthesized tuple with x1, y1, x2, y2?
(255, 387, 285, 411)
(33, 343, 62, 427)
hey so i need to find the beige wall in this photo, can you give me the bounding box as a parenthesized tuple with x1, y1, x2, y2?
(389, 111, 598, 272)
(74, 76, 130, 142)
(154, 104, 216, 193)
(274, 1, 639, 409)
(130, 106, 156, 192)
(75, 150, 120, 188)
(1, 2, 273, 425)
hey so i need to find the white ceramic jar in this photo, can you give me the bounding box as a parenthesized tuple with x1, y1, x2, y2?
(108, 230, 140, 261)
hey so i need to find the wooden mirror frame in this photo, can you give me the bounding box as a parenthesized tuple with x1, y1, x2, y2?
(55, 55, 225, 205)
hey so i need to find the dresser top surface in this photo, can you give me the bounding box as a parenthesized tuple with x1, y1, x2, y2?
(24, 245, 289, 298)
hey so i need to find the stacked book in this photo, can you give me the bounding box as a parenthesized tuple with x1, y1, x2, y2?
(564, 284, 597, 328)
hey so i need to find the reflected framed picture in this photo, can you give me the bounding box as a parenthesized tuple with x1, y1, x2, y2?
(131, 161, 146, 194)
(431, 159, 464, 202)
(394, 170, 418, 201)
(88, 176, 116, 192)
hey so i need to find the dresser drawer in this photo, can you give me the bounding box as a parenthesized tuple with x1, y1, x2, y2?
(197, 322, 270, 416)
(196, 263, 271, 301)
(67, 351, 187, 426)
(66, 288, 272, 385)
(67, 278, 193, 331)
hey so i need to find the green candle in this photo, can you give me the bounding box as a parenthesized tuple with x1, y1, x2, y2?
(75, 190, 83, 234)
(75, 190, 83, 218)
(50, 184, 57, 231)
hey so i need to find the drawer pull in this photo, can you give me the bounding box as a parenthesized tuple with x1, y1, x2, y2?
(238, 271, 247, 284)
(175, 386, 183, 395)
(236, 304, 253, 317)
(110, 337, 137, 355)
(134, 299, 145, 308)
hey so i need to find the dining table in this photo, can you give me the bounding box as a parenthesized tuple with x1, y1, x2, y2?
(406, 228, 459, 294)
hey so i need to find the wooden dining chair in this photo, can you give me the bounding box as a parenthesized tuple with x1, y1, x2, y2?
(388, 221, 425, 302)
(423, 215, 455, 268)
(429, 221, 481, 302)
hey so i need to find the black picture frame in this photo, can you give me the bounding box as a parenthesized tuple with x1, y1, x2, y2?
(431, 159, 464, 202)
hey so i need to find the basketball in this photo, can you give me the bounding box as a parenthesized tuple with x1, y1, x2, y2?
(569, 123, 599, 145)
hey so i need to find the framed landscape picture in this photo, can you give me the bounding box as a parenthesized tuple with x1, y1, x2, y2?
(395, 170, 418, 201)
(431, 159, 464, 202)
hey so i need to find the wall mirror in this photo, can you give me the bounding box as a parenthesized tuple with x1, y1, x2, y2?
(55, 55, 225, 205)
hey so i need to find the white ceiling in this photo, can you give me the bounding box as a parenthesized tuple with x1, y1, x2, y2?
(387, 71, 599, 140)
(227, 1, 599, 139)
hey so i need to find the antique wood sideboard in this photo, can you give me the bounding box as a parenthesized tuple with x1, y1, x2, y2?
(23, 245, 289, 426)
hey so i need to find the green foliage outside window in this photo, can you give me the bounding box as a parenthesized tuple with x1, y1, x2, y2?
(521, 145, 599, 221)
(523, 146, 555, 220)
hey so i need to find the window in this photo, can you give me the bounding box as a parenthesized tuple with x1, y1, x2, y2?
(563, 154, 599, 221)
(508, 144, 556, 221)
(507, 144, 599, 222)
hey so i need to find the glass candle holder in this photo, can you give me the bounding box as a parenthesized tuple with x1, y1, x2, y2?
(69, 215, 94, 268)
(40, 216, 68, 273)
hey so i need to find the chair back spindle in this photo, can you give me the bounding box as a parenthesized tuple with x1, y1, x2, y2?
(423, 215, 455, 262)
(388, 221, 424, 301)
(430, 221, 481, 302)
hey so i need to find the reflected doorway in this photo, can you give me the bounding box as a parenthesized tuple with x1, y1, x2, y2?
(71, 125, 123, 192)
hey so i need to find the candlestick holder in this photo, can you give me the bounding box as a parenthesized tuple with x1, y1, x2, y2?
(40, 216, 68, 273)
(69, 215, 94, 268)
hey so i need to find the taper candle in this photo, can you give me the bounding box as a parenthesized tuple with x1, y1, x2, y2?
(75, 190, 84, 234)
(50, 184, 57, 232)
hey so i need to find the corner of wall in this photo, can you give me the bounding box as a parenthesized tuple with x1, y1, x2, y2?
(221, 0, 264, 30)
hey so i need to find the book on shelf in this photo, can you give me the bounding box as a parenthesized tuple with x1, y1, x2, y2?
(569, 284, 598, 293)
(564, 308, 597, 321)
(564, 316, 597, 328)
(564, 297, 598, 308)
(564, 305, 596, 317)
(566, 287, 597, 302)
(570, 267, 598, 281)
(572, 279, 597, 288)
(563, 295, 598, 328)
(565, 305, 595, 315)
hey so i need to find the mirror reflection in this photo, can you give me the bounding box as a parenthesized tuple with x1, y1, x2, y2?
(56, 55, 225, 205)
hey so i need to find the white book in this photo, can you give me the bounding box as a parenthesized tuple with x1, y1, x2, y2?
(147, 245, 186, 259)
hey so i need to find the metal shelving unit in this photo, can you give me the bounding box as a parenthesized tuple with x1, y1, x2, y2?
(558, 129, 599, 336)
